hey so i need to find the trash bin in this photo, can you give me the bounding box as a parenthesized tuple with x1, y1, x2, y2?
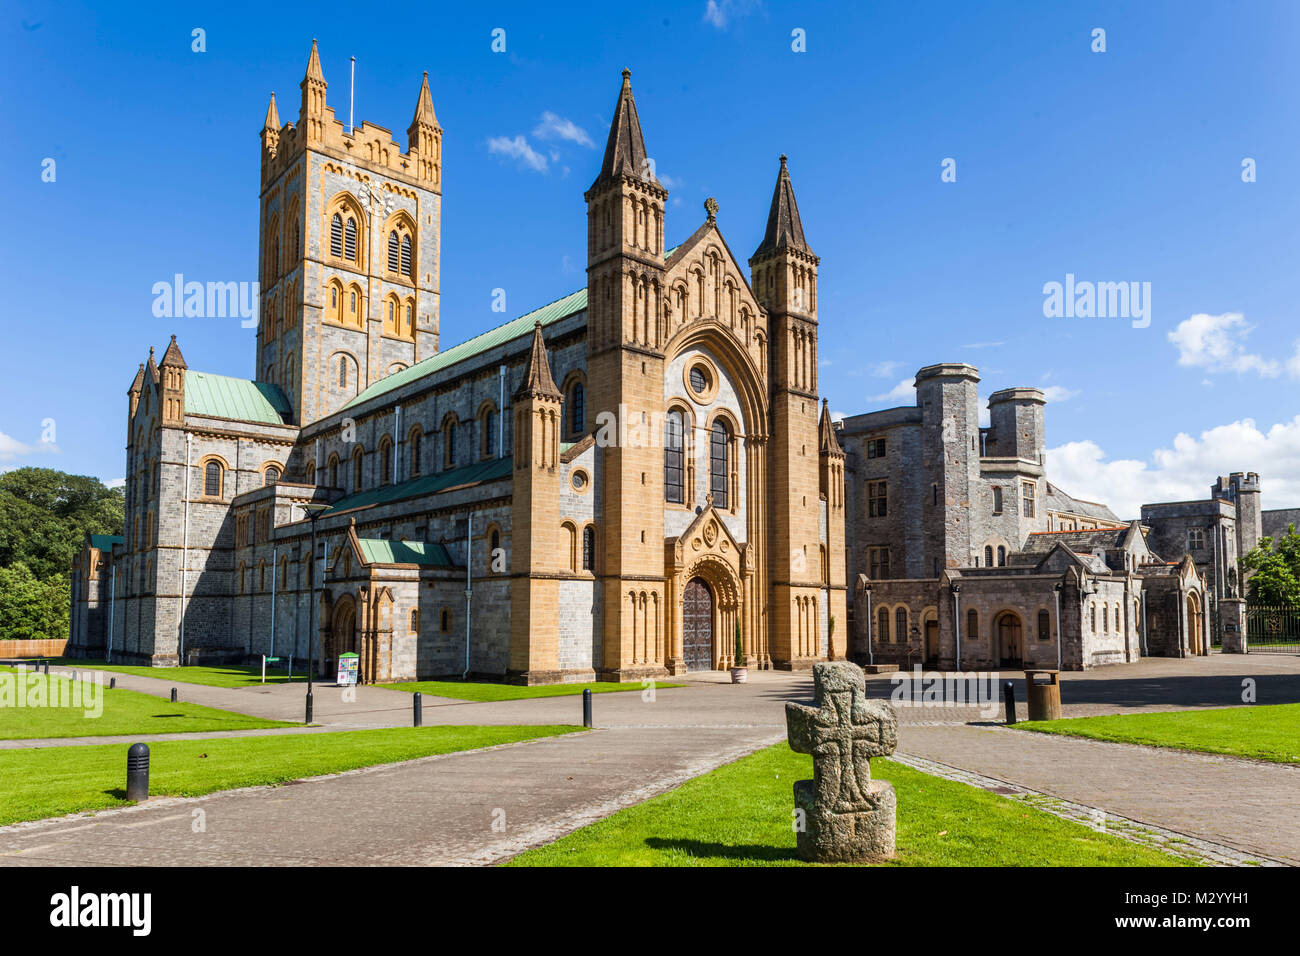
(1024, 669, 1061, 721)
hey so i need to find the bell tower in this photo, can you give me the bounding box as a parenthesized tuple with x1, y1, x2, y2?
(750, 155, 825, 667)
(585, 70, 670, 680)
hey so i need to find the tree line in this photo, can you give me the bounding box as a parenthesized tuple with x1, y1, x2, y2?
(0, 468, 124, 641)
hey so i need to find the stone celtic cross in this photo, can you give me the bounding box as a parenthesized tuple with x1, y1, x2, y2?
(786, 661, 898, 862)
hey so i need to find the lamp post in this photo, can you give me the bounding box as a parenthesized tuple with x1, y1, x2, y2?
(301, 502, 331, 725)
(864, 583, 874, 668)
(1053, 582, 1064, 671)
(950, 583, 962, 672)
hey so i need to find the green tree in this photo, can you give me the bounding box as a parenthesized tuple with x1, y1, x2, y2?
(0, 468, 124, 581)
(0, 562, 70, 641)
(1241, 524, 1300, 606)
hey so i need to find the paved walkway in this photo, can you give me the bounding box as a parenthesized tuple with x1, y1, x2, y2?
(2, 656, 1298, 865)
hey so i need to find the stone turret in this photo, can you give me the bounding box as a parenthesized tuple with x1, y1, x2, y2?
(986, 387, 1046, 464)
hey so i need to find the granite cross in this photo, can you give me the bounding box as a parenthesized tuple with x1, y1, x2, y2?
(786, 661, 897, 814)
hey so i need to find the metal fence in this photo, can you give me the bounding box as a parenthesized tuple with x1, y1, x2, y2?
(1246, 605, 1300, 654)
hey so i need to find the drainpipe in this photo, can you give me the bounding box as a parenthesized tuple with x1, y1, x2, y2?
(107, 564, 116, 663)
(181, 434, 191, 664)
(950, 583, 962, 672)
(270, 546, 277, 661)
(464, 512, 473, 678)
(498, 365, 506, 457)
(394, 405, 402, 483)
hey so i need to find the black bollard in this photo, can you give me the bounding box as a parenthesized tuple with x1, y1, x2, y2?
(43, 662, 49, 675)
(582, 688, 593, 728)
(170, 687, 177, 703)
(305, 690, 313, 724)
(413, 692, 423, 727)
(1003, 680, 1016, 725)
(109, 677, 116, 690)
(126, 743, 150, 802)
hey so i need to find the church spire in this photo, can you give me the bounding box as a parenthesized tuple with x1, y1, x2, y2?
(303, 38, 324, 84)
(299, 39, 328, 145)
(819, 399, 842, 457)
(753, 154, 814, 260)
(590, 69, 656, 190)
(514, 321, 561, 400)
(263, 91, 280, 131)
(408, 72, 438, 134)
(406, 71, 442, 184)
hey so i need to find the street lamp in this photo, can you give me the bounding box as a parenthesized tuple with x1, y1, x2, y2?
(863, 583, 874, 668)
(949, 583, 962, 672)
(1053, 582, 1064, 671)
(300, 501, 331, 725)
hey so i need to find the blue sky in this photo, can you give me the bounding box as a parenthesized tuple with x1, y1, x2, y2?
(4, 0, 1300, 517)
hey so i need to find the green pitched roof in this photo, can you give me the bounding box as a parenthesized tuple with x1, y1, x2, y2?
(356, 538, 455, 567)
(187, 372, 293, 425)
(343, 288, 589, 411)
(323, 455, 512, 516)
(89, 534, 124, 551)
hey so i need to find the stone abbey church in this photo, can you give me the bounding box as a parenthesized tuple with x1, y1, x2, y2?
(69, 42, 1279, 680)
(69, 42, 847, 683)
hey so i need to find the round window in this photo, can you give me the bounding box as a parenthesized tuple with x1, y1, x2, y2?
(572, 470, 589, 491)
(689, 366, 710, 394)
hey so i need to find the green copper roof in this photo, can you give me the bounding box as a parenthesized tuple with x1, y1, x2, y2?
(89, 534, 124, 551)
(187, 372, 293, 425)
(343, 288, 588, 411)
(323, 455, 513, 516)
(356, 538, 455, 567)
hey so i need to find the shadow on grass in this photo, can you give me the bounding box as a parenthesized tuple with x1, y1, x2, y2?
(149, 714, 186, 719)
(103, 788, 127, 800)
(643, 837, 798, 863)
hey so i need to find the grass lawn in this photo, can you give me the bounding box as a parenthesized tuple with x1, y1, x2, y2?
(0, 724, 582, 826)
(377, 679, 683, 702)
(0, 669, 294, 740)
(1017, 703, 1300, 763)
(507, 743, 1191, 867)
(47, 658, 308, 689)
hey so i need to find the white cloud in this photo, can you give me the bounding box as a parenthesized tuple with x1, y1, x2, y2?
(1168, 312, 1281, 377)
(0, 431, 59, 462)
(656, 172, 681, 189)
(486, 135, 548, 172)
(870, 378, 915, 404)
(960, 340, 1006, 350)
(105, 477, 125, 489)
(1040, 385, 1078, 403)
(868, 360, 902, 378)
(703, 0, 759, 29)
(1046, 415, 1300, 520)
(533, 112, 594, 149)
(831, 410, 846, 424)
(1289, 341, 1300, 378)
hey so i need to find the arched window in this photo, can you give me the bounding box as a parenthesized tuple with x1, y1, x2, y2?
(984, 545, 994, 567)
(328, 455, 338, 487)
(967, 608, 978, 641)
(440, 608, 451, 632)
(895, 607, 909, 645)
(997, 546, 1006, 567)
(410, 609, 419, 633)
(582, 526, 595, 571)
(380, 440, 392, 485)
(1114, 603, 1121, 632)
(353, 448, 364, 491)
(443, 418, 457, 469)
(263, 465, 280, 486)
(387, 231, 401, 273)
(330, 214, 343, 257)
(338, 356, 348, 388)
(1090, 604, 1097, 633)
(405, 300, 415, 338)
(409, 428, 423, 478)
(203, 460, 223, 498)
(400, 234, 412, 276)
(569, 382, 585, 436)
(710, 420, 730, 509)
(877, 606, 890, 643)
(343, 216, 358, 261)
(664, 410, 684, 504)
(1038, 609, 1052, 643)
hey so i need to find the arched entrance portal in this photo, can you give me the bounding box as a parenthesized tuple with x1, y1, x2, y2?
(996, 612, 1024, 667)
(682, 577, 715, 671)
(331, 595, 357, 679)
(1187, 593, 1204, 655)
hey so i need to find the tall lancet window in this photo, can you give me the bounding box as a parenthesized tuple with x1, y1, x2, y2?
(710, 420, 730, 510)
(330, 214, 343, 257)
(664, 410, 684, 504)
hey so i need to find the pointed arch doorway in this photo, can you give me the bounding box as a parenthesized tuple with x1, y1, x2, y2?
(996, 611, 1024, 667)
(682, 577, 715, 671)
(330, 594, 357, 679)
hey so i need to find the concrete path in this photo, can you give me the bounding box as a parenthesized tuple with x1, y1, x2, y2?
(2, 657, 1299, 865)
